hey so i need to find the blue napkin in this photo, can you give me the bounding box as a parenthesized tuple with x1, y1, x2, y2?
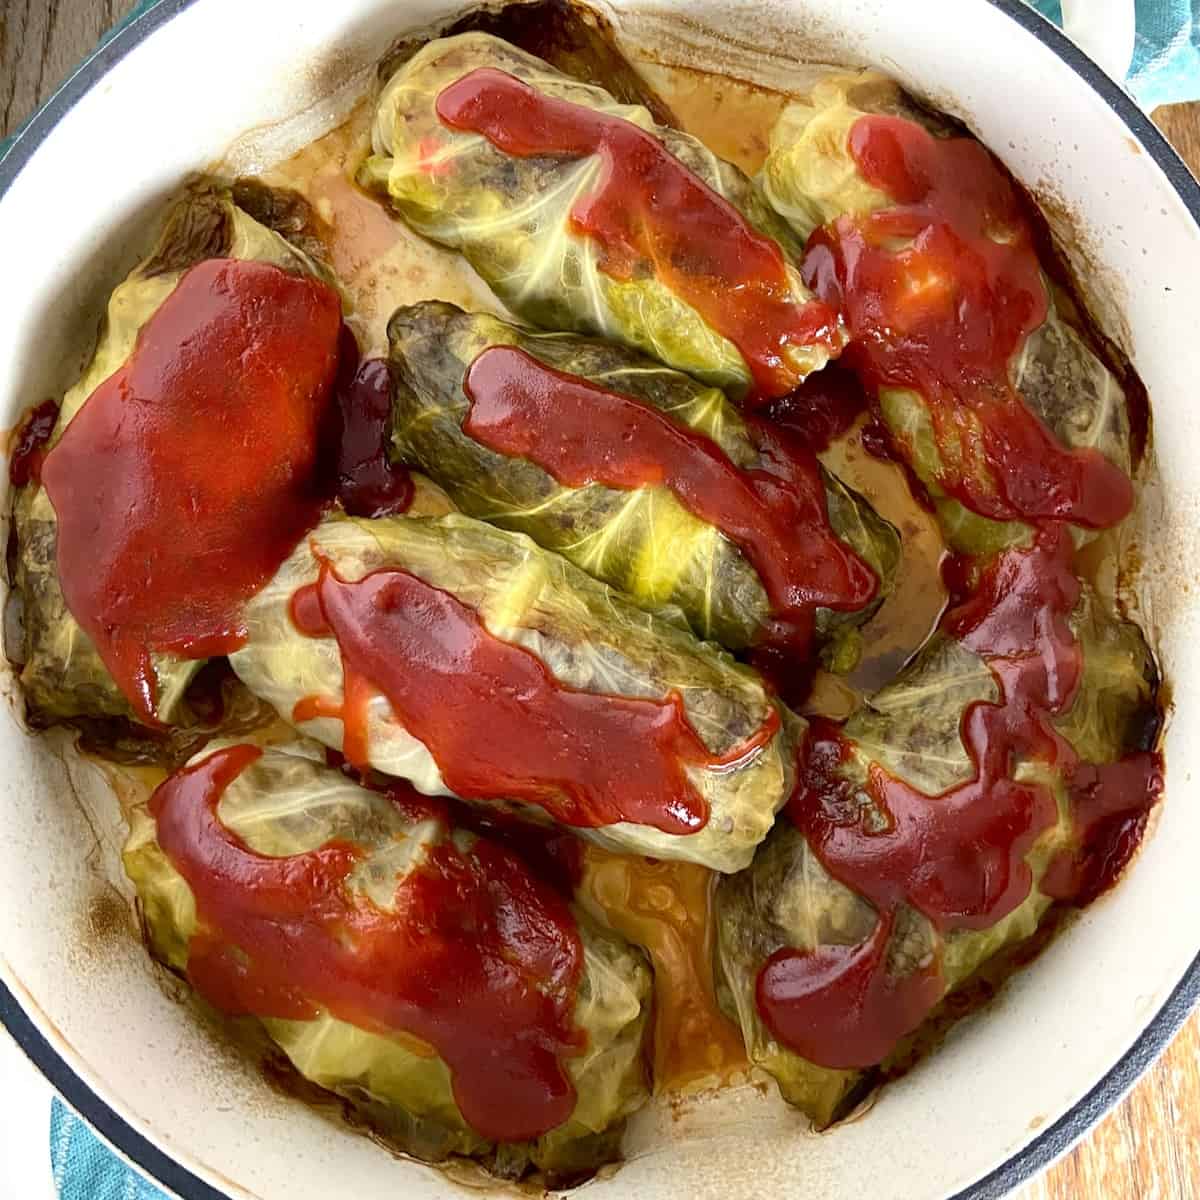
(1029, 0, 1200, 107)
(51, 1100, 167, 1200)
(10, 1, 1196, 1198)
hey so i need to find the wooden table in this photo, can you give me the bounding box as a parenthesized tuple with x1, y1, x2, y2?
(2, 2, 1199, 1197)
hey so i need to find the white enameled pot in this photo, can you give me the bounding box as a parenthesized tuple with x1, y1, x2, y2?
(0, 3, 1198, 1198)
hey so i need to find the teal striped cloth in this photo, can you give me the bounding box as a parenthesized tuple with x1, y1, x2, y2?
(7, 1, 1195, 1198)
(51, 1102, 167, 1200)
(1030, 0, 1200, 107)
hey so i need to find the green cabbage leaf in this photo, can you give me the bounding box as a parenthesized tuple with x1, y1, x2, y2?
(12, 182, 330, 723)
(388, 300, 899, 662)
(361, 32, 841, 398)
(229, 513, 797, 871)
(715, 582, 1158, 1125)
(123, 739, 651, 1179)
(760, 71, 1132, 554)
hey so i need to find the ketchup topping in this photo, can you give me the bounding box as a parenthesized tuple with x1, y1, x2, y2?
(41, 260, 342, 725)
(757, 911, 943, 1071)
(761, 527, 1162, 1068)
(802, 115, 1133, 529)
(152, 743, 586, 1142)
(290, 559, 779, 833)
(332, 350, 413, 518)
(794, 716, 1058, 936)
(8, 399, 59, 487)
(463, 345, 877, 653)
(1043, 754, 1165, 904)
(435, 68, 844, 400)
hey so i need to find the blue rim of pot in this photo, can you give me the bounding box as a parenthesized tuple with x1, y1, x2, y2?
(1, 2, 1198, 1197)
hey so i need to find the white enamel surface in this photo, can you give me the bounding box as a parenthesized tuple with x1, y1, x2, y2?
(1060, 0, 1136, 82)
(0, 1029, 54, 1199)
(0, 2, 1198, 1199)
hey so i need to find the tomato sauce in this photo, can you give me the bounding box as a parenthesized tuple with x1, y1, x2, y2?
(41, 260, 342, 724)
(435, 67, 845, 399)
(152, 743, 587, 1142)
(757, 912, 944, 1072)
(761, 528, 1163, 1067)
(463, 345, 877, 658)
(290, 559, 780, 833)
(793, 716, 1058, 936)
(802, 114, 1133, 529)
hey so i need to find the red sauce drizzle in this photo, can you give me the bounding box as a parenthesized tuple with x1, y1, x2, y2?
(332, 350, 413, 518)
(760, 528, 1162, 1067)
(1043, 754, 1165, 904)
(41, 260, 341, 724)
(435, 68, 844, 400)
(289, 559, 779, 834)
(463, 345, 877, 658)
(8, 399, 59, 486)
(802, 115, 1133, 529)
(152, 743, 586, 1142)
(792, 715, 1058, 936)
(757, 911, 943, 1071)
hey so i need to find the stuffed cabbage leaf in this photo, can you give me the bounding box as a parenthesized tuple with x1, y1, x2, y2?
(11, 181, 338, 724)
(760, 71, 1135, 553)
(229, 513, 796, 871)
(124, 739, 651, 1180)
(359, 32, 846, 400)
(387, 300, 899, 669)
(378, 0, 680, 127)
(716, 531, 1161, 1125)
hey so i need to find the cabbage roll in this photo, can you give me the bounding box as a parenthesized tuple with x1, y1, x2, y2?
(716, 531, 1161, 1125)
(378, 0, 680, 127)
(229, 513, 795, 871)
(360, 32, 846, 401)
(124, 740, 650, 1180)
(12, 181, 338, 724)
(388, 301, 899, 670)
(760, 72, 1134, 554)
